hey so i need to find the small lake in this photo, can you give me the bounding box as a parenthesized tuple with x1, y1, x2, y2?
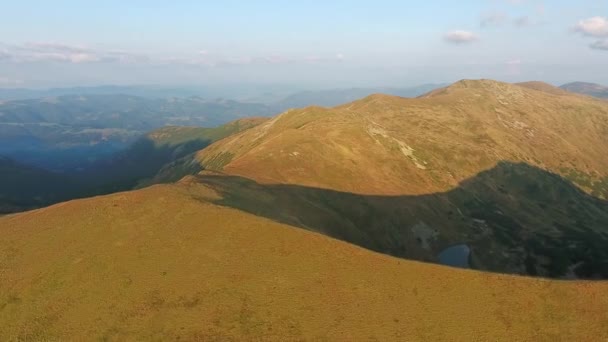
(438, 244, 471, 269)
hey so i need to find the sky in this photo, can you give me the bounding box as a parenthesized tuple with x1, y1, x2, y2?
(0, 0, 607, 88)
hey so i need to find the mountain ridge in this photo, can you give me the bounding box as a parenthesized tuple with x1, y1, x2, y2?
(197, 79, 608, 195)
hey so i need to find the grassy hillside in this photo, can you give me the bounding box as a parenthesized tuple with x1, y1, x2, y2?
(193, 79, 608, 277)
(1, 183, 607, 341)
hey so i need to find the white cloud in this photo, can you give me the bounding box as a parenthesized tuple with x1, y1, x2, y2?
(574, 17, 608, 37)
(590, 39, 608, 51)
(444, 30, 478, 44)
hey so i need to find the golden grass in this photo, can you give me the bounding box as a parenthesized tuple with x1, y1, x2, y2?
(1, 184, 607, 341)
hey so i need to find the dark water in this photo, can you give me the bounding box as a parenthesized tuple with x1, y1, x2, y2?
(438, 244, 471, 268)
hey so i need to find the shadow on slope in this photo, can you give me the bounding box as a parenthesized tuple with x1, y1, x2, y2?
(192, 161, 608, 279)
(0, 156, 80, 213)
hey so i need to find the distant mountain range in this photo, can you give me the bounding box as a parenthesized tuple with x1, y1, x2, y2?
(560, 82, 608, 99)
(0, 94, 274, 170)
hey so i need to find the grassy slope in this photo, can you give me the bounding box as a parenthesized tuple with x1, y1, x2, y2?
(1, 183, 607, 341)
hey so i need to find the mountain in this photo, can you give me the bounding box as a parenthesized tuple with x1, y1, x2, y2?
(275, 84, 445, 109)
(0, 94, 274, 171)
(194, 79, 608, 278)
(1, 182, 607, 340)
(560, 82, 608, 99)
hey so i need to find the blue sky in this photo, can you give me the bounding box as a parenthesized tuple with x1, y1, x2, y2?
(0, 0, 607, 88)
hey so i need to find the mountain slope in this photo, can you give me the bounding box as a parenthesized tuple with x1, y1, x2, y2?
(1, 183, 607, 340)
(561, 82, 608, 99)
(193, 79, 608, 277)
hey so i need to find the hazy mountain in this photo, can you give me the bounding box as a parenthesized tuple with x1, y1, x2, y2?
(1, 181, 607, 340)
(196, 79, 608, 278)
(560, 82, 608, 99)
